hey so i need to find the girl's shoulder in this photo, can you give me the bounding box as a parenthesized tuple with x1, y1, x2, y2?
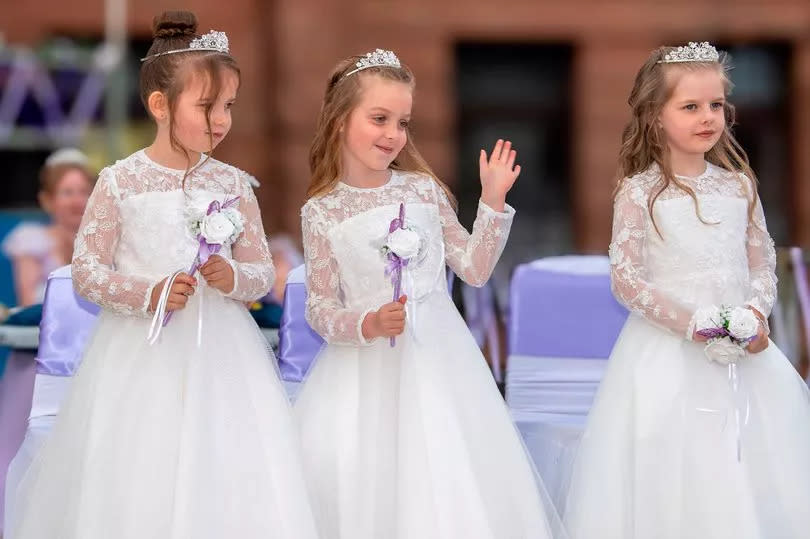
(394, 169, 443, 202)
(197, 155, 260, 193)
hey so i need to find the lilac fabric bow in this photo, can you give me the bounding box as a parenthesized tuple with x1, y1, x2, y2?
(163, 196, 240, 327)
(384, 203, 409, 347)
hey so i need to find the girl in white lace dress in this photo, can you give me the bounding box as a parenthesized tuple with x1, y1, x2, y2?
(564, 43, 810, 539)
(294, 50, 564, 539)
(7, 12, 317, 539)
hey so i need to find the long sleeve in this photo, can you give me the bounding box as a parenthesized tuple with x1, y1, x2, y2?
(744, 196, 777, 317)
(436, 184, 514, 287)
(224, 174, 275, 302)
(608, 182, 698, 338)
(72, 168, 155, 317)
(301, 202, 373, 346)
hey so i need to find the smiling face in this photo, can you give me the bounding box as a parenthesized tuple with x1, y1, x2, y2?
(658, 66, 727, 163)
(340, 73, 413, 181)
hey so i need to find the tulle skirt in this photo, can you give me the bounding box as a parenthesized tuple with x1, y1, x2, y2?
(564, 314, 810, 539)
(8, 286, 318, 539)
(295, 291, 565, 539)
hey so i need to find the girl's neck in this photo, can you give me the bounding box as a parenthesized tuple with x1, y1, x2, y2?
(145, 131, 201, 171)
(341, 160, 391, 189)
(669, 149, 707, 178)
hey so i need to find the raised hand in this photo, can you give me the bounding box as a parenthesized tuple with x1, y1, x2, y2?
(479, 139, 521, 212)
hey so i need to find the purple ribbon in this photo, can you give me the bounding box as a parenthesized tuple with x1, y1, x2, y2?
(384, 203, 408, 347)
(36, 266, 100, 376)
(163, 197, 239, 326)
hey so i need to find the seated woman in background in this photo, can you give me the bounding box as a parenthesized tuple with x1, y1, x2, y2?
(2, 149, 94, 306)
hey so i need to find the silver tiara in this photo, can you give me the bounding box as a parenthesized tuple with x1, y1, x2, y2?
(658, 42, 720, 64)
(141, 30, 230, 62)
(344, 49, 401, 77)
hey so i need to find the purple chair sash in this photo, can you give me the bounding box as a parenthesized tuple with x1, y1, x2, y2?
(36, 265, 100, 376)
(277, 279, 324, 382)
(509, 262, 628, 358)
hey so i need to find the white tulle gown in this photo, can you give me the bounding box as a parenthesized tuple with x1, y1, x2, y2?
(295, 170, 565, 539)
(564, 162, 810, 539)
(8, 150, 318, 539)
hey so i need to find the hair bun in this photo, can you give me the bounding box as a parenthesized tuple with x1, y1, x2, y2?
(153, 11, 197, 39)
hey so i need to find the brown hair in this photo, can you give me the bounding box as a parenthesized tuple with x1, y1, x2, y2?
(39, 163, 94, 195)
(307, 56, 456, 208)
(616, 46, 757, 236)
(139, 11, 240, 185)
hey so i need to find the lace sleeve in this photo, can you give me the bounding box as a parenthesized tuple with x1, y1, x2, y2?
(436, 184, 514, 287)
(301, 201, 375, 346)
(72, 168, 155, 316)
(608, 181, 698, 338)
(223, 174, 275, 302)
(744, 196, 777, 317)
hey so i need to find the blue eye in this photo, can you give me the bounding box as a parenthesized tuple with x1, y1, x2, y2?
(711, 102, 724, 109)
(684, 104, 697, 111)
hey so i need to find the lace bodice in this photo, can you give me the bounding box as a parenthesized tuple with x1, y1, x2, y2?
(608, 162, 777, 338)
(72, 150, 274, 317)
(301, 170, 514, 346)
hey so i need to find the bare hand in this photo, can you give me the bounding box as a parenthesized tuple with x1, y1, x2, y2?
(480, 139, 521, 212)
(200, 255, 235, 294)
(746, 306, 769, 354)
(150, 273, 197, 313)
(362, 295, 407, 340)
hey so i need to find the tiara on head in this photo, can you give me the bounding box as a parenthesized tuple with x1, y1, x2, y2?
(344, 49, 401, 77)
(657, 42, 720, 64)
(141, 30, 230, 62)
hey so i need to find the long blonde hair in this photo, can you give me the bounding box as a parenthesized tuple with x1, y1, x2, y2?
(616, 46, 758, 236)
(307, 56, 456, 207)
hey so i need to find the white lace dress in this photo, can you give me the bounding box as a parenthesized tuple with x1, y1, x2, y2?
(294, 170, 564, 539)
(8, 150, 318, 539)
(564, 162, 810, 539)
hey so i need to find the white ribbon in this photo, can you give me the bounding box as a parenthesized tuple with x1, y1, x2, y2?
(147, 270, 183, 346)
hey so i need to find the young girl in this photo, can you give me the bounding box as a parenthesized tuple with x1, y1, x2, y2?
(564, 42, 810, 538)
(295, 49, 564, 539)
(7, 12, 317, 539)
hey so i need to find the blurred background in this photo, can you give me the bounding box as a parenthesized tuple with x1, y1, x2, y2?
(1, 0, 809, 312)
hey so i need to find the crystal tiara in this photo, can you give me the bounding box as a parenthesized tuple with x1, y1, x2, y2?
(658, 42, 720, 64)
(344, 48, 401, 77)
(141, 30, 229, 62)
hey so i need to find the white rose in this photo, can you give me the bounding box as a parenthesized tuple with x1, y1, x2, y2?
(199, 212, 237, 245)
(704, 337, 746, 365)
(693, 305, 722, 332)
(727, 307, 759, 341)
(222, 207, 244, 238)
(386, 228, 420, 259)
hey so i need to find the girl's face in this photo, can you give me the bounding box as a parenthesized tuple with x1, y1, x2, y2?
(40, 168, 92, 231)
(658, 67, 726, 162)
(170, 68, 239, 153)
(340, 74, 412, 179)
